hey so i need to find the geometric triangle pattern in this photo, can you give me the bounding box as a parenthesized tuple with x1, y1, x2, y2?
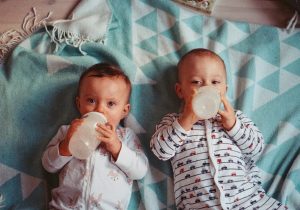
(1, 0, 300, 210)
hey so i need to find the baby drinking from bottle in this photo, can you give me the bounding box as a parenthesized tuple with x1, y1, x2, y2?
(42, 63, 148, 210)
(150, 48, 288, 210)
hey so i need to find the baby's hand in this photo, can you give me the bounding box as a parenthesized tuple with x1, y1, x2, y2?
(59, 118, 83, 156)
(178, 89, 200, 131)
(96, 123, 122, 161)
(218, 96, 236, 130)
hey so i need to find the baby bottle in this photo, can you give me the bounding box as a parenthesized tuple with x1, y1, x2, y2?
(69, 112, 107, 160)
(192, 86, 221, 119)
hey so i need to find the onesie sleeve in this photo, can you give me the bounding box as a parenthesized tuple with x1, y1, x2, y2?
(41, 125, 73, 173)
(150, 113, 190, 161)
(226, 110, 265, 163)
(115, 128, 148, 180)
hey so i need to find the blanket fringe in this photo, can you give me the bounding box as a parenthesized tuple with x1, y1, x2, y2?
(45, 25, 105, 56)
(0, 7, 52, 64)
(0, 193, 4, 208)
(286, 11, 299, 33)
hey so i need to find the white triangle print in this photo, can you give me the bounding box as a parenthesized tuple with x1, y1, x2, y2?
(252, 84, 278, 110)
(278, 28, 295, 41)
(21, 173, 41, 200)
(249, 24, 261, 34)
(178, 21, 202, 45)
(231, 76, 254, 100)
(259, 169, 274, 185)
(143, 165, 168, 185)
(0, 164, 19, 186)
(202, 17, 224, 36)
(157, 34, 180, 56)
(280, 178, 300, 206)
(124, 113, 147, 134)
(46, 55, 73, 74)
(19, 38, 31, 50)
(179, 4, 199, 20)
(133, 67, 156, 85)
(279, 70, 300, 94)
(133, 24, 156, 45)
(277, 121, 300, 144)
(33, 40, 51, 54)
(262, 173, 283, 196)
(228, 48, 252, 74)
(157, 9, 176, 33)
(227, 22, 249, 46)
(280, 42, 300, 68)
(132, 0, 155, 21)
(264, 121, 300, 154)
(133, 46, 157, 67)
(202, 37, 226, 54)
(254, 56, 278, 81)
(143, 186, 166, 210)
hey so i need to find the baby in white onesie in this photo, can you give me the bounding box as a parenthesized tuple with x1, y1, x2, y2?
(42, 63, 148, 210)
(150, 48, 288, 210)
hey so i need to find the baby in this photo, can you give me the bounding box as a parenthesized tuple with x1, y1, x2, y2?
(42, 63, 148, 210)
(150, 48, 287, 210)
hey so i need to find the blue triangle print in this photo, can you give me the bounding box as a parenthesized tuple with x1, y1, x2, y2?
(208, 23, 228, 46)
(232, 22, 251, 34)
(284, 58, 300, 76)
(148, 178, 168, 205)
(289, 169, 300, 191)
(283, 32, 300, 50)
(17, 183, 47, 209)
(140, 0, 179, 17)
(128, 190, 142, 210)
(236, 58, 256, 81)
(233, 26, 280, 66)
(161, 21, 181, 44)
(136, 10, 157, 32)
(0, 174, 23, 209)
(183, 15, 204, 34)
(136, 35, 158, 54)
(258, 71, 280, 93)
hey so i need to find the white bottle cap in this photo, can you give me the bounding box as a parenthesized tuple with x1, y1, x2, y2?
(192, 86, 221, 120)
(69, 112, 107, 159)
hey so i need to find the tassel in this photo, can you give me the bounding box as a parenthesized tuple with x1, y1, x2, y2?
(0, 7, 52, 63)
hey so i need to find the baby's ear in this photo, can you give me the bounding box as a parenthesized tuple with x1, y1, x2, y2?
(123, 103, 131, 117)
(175, 83, 183, 99)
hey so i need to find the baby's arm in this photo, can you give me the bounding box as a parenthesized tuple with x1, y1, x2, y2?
(150, 113, 189, 161)
(226, 110, 265, 162)
(42, 125, 73, 173)
(112, 128, 148, 180)
(218, 96, 264, 162)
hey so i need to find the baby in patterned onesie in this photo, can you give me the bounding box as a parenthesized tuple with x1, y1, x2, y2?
(42, 63, 148, 210)
(150, 48, 288, 210)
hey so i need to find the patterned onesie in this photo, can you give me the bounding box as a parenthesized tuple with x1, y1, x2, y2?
(150, 111, 288, 210)
(42, 125, 148, 210)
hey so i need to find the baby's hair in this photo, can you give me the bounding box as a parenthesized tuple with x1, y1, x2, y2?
(177, 48, 226, 81)
(78, 63, 132, 101)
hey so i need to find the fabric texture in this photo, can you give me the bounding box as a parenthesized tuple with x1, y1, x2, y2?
(42, 125, 148, 210)
(0, 0, 300, 209)
(150, 111, 286, 209)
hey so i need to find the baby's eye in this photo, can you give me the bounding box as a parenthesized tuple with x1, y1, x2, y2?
(87, 98, 96, 104)
(107, 101, 116, 107)
(212, 80, 221, 85)
(192, 80, 202, 85)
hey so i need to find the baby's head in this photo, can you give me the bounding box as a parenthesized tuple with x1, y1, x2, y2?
(175, 48, 227, 101)
(76, 63, 131, 127)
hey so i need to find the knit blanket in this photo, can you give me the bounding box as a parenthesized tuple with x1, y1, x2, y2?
(1, 0, 300, 209)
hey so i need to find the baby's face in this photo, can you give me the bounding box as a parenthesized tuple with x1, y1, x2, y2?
(76, 76, 130, 128)
(176, 54, 227, 101)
